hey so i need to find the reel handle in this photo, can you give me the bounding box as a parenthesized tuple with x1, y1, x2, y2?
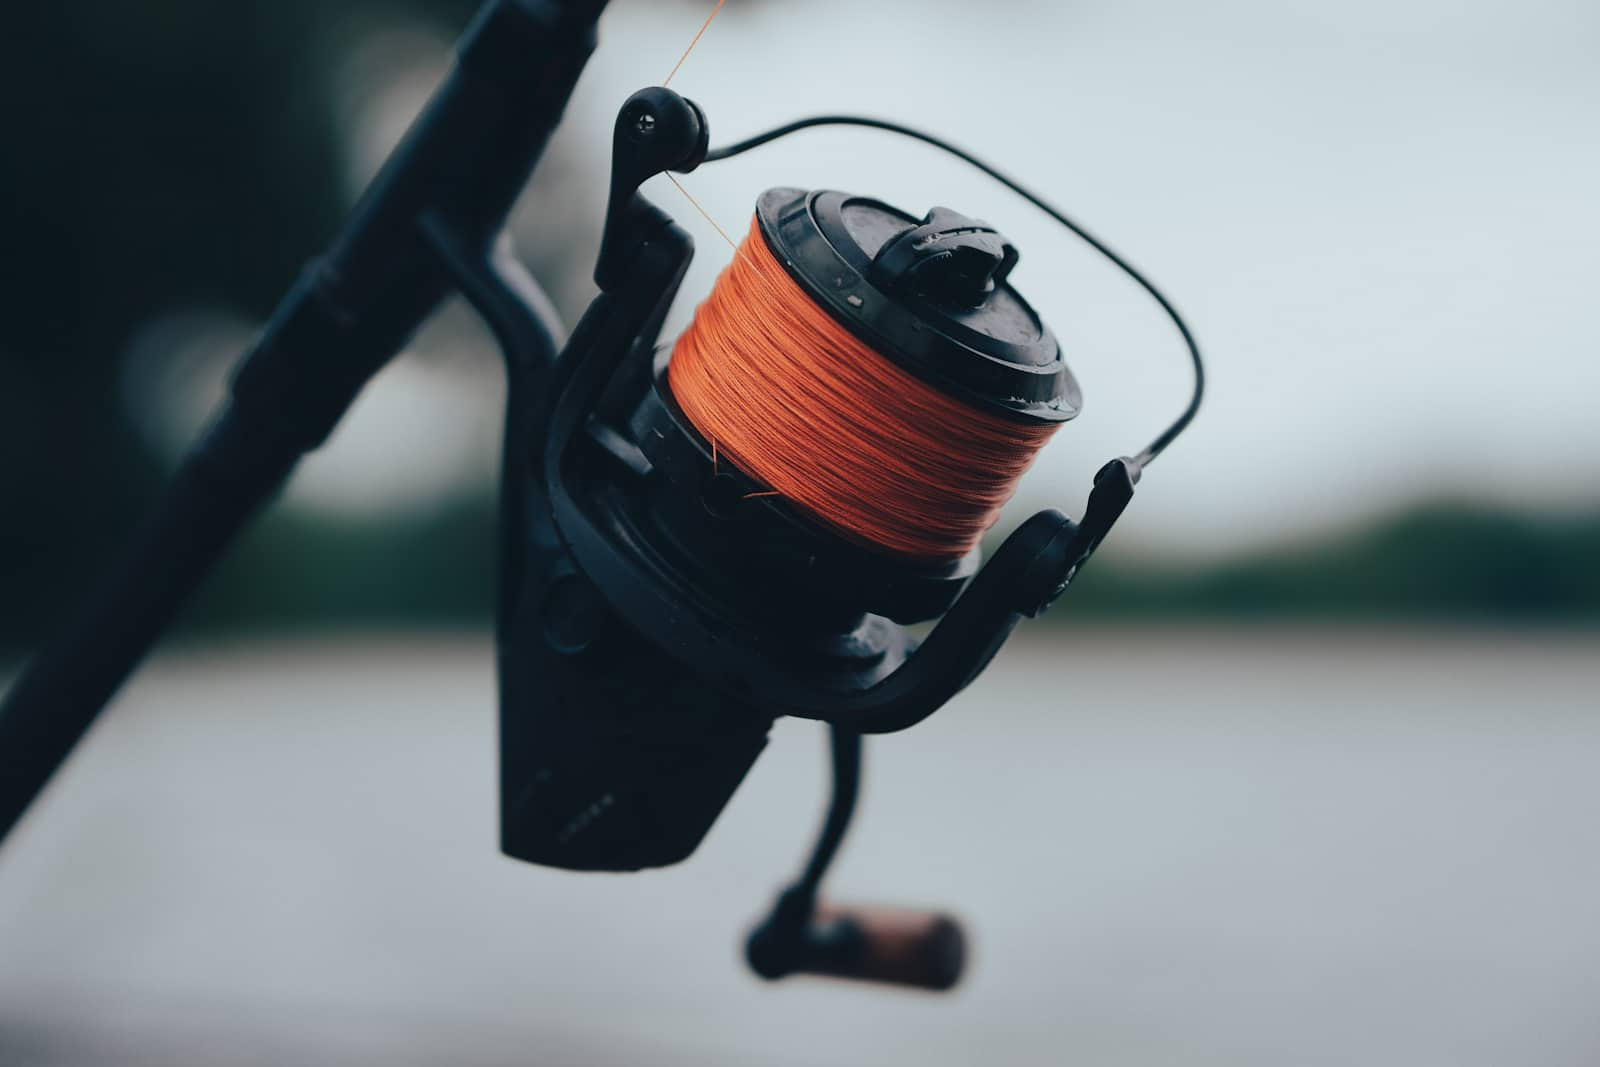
(808, 902, 967, 991)
(746, 891, 966, 992)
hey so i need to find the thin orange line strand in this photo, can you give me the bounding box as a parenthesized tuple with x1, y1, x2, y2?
(662, 0, 727, 87)
(665, 174, 743, 254)
(668, 217, 1061, 563)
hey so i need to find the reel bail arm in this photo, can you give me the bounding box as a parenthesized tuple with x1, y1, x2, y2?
(595, 87, 709, 290)
(1030, 456, 1141, 614)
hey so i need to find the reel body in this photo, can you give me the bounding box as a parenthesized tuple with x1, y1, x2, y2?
(496, 88, 1126, 873)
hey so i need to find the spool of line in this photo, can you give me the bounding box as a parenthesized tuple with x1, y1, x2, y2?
(668, 198, 1074, 564)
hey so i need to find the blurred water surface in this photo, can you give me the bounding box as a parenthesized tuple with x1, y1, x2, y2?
(2, 629, 1598, 1065)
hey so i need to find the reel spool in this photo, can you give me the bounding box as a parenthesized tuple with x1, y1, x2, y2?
(667, 191, 1077, 565)
(636, 186, 1078, 627)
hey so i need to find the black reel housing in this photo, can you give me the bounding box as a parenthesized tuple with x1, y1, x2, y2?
(496, 88, 1123, 873)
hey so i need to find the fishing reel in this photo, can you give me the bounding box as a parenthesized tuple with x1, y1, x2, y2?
(494, 87, 1201, 989)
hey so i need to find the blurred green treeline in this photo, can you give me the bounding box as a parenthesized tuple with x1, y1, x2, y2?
(160, 496, 1600, 643)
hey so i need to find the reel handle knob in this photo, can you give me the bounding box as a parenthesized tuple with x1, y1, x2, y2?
(807, 901, 966, 991)
(747, 893, 966, 992)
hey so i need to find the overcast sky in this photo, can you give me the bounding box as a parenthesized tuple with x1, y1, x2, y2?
(550, 0, 1600, 559)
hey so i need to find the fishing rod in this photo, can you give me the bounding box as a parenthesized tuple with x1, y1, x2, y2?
(0, 0, 1203, 992)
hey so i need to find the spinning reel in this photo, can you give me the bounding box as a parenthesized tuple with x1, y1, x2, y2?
(502, 85, 1201, 988)
(0, 0, 1202, 995)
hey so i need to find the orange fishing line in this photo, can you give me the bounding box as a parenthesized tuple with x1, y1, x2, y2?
(662, 0, 727, 87)
(668, 217, 1061, 563)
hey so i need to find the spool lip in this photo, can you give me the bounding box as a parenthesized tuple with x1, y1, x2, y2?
(755, 187, 1082, 423)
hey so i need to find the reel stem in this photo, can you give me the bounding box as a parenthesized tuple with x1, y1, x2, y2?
(745, 725, 966, 991)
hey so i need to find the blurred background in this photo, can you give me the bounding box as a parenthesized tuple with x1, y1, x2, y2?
(2, 0, 1598, 1063)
